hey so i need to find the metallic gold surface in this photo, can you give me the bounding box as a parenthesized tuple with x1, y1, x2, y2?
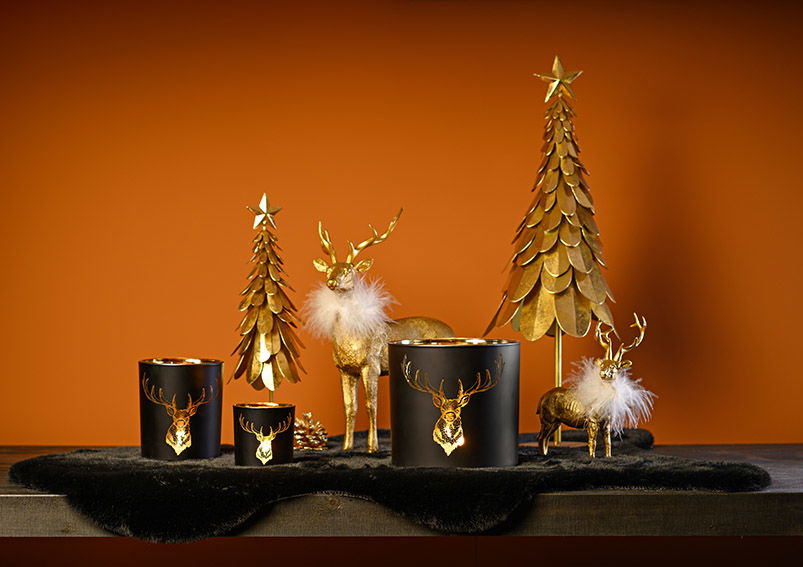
(553, 327, 562, 445)
(391, 338, 516, 347)
(486, 58, 616, 438)
(312, 211, 454, 453)
(485, 56, 615, 344)
(401, 355, 503, 456)
(143, 358, 220, 365)
(141, 376, 219, 456)
(532, 56, 582, 102)
(233, 194, 303, 398)
(239, 411, 292, 465)
(537, 315, 647, 458)
(293, 411, 328, 450)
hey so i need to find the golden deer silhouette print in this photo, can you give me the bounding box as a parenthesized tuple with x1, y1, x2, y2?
(141, 376, 218, 456)
(239, 414, 292, 465)
(401, 356, 504, 456)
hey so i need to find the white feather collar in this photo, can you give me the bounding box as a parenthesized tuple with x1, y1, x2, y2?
(567, 357, 655, 433)
(304, 277, 394, 339)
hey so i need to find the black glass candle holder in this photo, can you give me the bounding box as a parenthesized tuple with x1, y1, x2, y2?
(139, 358, 223, 460)
(233, 402, 295, 466)
(389, 338, 520, 468)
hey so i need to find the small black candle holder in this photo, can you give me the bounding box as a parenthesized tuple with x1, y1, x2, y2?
(233, 402, 295, 466)
(139, 358, 223, 460)
(389, 338, 520, 468)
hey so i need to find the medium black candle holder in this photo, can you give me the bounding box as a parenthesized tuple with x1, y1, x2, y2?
(139, 358, 223, 460)
(233, 402, 295, 466)
(389, 338, 520, 468)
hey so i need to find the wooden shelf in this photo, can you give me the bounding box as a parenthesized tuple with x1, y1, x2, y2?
(1, 444, 801, 537)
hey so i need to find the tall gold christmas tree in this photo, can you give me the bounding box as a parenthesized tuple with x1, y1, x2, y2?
(486, 57, 615, 440)
(232, 193, 304, 401)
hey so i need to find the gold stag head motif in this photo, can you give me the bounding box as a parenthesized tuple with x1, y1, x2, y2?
(312, 209, 403, 293)
(141, 377, 218, 455)
(401, 356, 503, 456)
(594, 313, 647, 380)
(239, 414, 292, 465)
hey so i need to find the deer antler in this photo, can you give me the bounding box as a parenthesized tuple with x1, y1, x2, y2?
(186, 384, 218, 415)
(401, 356, 445, 400)
(595, 321, 616, 361)
(268, 416, 292, 438)
(239, 414, 265, 440)
(460, 356, 504, 399)
(142, 376, 177, 410)
(614, 313, 647, 361)
(317, 222, 338, 263)
(345, 208, 403, 263)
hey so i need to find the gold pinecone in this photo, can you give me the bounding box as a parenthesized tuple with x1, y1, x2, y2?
(294, 412, 328, 450)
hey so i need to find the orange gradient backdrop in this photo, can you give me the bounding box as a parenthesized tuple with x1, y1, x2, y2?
(1, 0, 802, 446)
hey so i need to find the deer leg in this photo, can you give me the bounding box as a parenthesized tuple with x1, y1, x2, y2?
(361, 362, 380, 453)
(340, 370, 358, 451)
(538, 420, 558, 456)
(604, 422, 612, 457)
(586, 420, 599, 458)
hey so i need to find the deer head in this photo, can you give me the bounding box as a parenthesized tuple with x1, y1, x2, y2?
(313, 209, 402, 293)
(594, 313, 647, 380)
(141, 376, 218, 455)
(239, 414, 292, 465)
(401, 356, 503, 456)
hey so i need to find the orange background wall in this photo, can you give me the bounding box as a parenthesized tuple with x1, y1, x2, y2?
(1, 0, 801, 446)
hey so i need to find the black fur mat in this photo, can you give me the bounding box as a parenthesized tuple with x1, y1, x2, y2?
(9, 429, 770, 542)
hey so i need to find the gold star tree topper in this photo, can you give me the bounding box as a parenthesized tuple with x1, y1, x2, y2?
(533, 56, 583, 102)
(247, 193, 282, 229)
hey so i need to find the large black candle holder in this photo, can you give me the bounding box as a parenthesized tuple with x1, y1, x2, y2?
(233, 402, 295, 466)
(139, 358, 223, 460)
(389, 338, 520, 468)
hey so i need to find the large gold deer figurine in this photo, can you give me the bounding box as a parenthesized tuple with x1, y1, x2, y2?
(401, 355, 503, 456)
(239, 414, 292, 465)
(536, 314, 649, 458)
(309, 209, 453, 452)
(141, 377, 218, 455)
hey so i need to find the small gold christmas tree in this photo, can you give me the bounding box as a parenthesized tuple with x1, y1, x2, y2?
(232, 193, 304, 400)
(486, 57, 615, 442)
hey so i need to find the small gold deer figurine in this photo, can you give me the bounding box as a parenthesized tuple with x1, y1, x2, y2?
(141, 377, 218, 456)
(308, 209, 453, 453)
(401, 356, 503, 456)
(239, 414, 292, 465)
(537, 314, 649, 458)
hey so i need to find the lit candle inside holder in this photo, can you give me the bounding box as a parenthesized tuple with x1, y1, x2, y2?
(389, 339, 520, 468)
(233, 402, 295, 466)
(139, 358, 223, 460)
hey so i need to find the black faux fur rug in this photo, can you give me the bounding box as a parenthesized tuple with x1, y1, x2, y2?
(9, 429, 770, 542)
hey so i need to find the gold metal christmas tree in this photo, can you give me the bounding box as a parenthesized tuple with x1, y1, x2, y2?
(485, 56, 615, 442)
(232, 193, 304, 401)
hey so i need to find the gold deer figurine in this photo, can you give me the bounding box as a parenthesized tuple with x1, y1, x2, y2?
(401, 355, 503, 456)
(537, 314, 649, 458)
(239, 414, 292, 465)
(141, 376, 218, 456)
(308, 209, 453, 453)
